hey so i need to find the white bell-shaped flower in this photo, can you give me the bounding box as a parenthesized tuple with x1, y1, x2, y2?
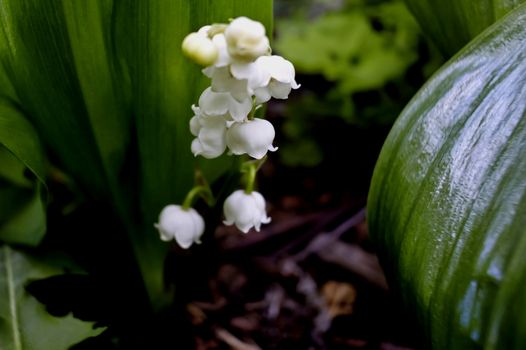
(182, 27, 218, 66)
(225, 17, 270, 61)
(198, 87, 252, 122)
(223, 190, 271, 233)
(226, 118, 277, 159)
(190, 111, 228, 159)
(189, 105, 203, 136)
(154, 205, 205, 249)
(253, 55, 300, 103)
(203, 66, 249, 101)
(230, 61, 272, 95)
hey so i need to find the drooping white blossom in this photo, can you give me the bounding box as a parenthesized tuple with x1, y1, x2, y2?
(224, 17, 270, 61)
(253, 55, 300, 103)
(205, 55, 299, 103)
(155, 205, 205, 249)
(226, 118, 277, 159)
(203, 66, 249, 101)
(223, 190, 271, 233)
(229, 60, 273, 95)
(198, 87, 252, 122)
(190, 112, 228, 159)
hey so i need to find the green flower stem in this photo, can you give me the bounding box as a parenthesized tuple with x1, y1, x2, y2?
(208, 24, 228, 37)
(244, 163, 257, 194)
(248, 97, 258, 120)
(240, 156, 267, 194)
(182, 185, 214, 209)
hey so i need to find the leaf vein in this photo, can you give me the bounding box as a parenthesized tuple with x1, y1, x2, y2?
(4, 246, 22, 350)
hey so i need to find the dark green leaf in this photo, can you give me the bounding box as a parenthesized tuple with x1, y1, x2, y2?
(404, 0, 525, 56)
(0, 101, 46, 186)
(0, 246, 102, 350)
(0, 1, 120, 196)
(368, 4, 526, 349)
(0, 102, 47, 246)
(0, 185, 45, 247)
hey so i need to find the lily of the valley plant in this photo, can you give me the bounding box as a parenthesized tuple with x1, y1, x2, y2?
(155, 17, 299, 247)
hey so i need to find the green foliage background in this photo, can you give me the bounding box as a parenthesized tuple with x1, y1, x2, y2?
(274, 0, 442, 168)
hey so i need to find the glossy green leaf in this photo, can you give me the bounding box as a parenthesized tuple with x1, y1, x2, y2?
(404, 0, 525, 56)
(368, 4, 526, 349)
(0, 246, 102, 350)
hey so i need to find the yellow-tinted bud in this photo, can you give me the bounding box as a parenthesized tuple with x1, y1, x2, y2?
(182, 32, 219, 66)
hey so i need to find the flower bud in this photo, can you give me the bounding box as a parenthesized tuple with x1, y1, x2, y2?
(223, 190, 271, 233)
(225, 17, 270, 61)
(182, 32, 219, 66)
(226, 118, 277, 159)
(154, 205, 205, 249)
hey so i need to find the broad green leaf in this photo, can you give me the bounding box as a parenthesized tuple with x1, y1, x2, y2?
(0, 1, 120, 196)
(0, 246, 102, 350)
(0, 147, 45, 247)
(0, 186, 46, 247)
(404, 0, 525, 56)
(368, 4, 526, 349)
(0, 147, 32, 189)
(0, 102, 47, 246)
(0, 101, 46, 186)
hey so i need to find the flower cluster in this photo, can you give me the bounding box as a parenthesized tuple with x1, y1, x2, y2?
(155, 17, 299, 248)
(186, 17, 299, 160)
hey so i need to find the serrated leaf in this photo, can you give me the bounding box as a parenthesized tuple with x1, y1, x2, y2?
(404, 0, 525, 56)
(368, 4, 526, 349)
(0, 246, 102, 350)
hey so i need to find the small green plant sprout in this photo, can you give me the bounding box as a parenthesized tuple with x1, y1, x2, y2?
(156, 16, 299, 248)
